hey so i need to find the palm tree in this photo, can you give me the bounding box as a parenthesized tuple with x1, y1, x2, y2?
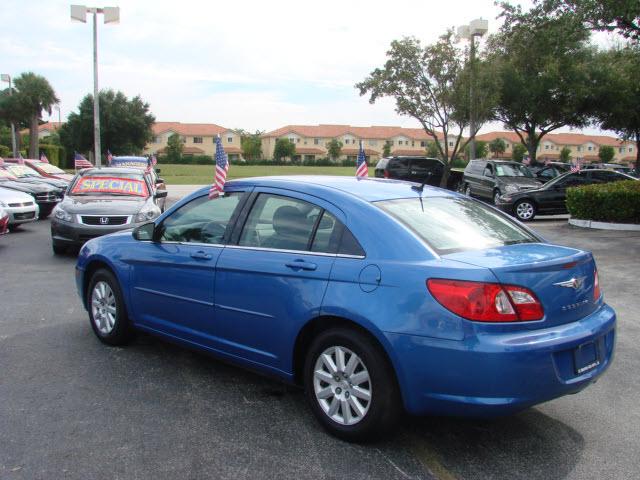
(14, 72, 59, 158)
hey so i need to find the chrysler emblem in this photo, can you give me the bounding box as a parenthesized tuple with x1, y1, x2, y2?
(99, 217, 109, 225)
(554, 276, 586, 290)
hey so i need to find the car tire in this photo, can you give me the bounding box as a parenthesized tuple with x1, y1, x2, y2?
(87, 268, 134, 346)
(493, 189, 501, 205)
(8, 224, 20, 232)
(514, 199, 537, 221)
(303, 327, 401, 442)
(52, 243, 66, 255)
(464, 184, 472, 197)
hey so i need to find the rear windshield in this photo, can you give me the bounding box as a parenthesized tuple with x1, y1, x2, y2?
(70, 173, 149, 197)
(35, 162, 66, 174)
(495, 163, 533, 177)
(377, 197, 538, 254)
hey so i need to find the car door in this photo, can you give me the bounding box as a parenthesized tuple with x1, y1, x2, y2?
(125, 190, 248, 344)
(213, 189, 342, 371)
(479, 163, 495, 199)
(545, 174, 587, 212)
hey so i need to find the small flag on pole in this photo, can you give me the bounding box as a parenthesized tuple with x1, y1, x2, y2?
(145, 156, 153, 174)
(151, 154, 157, 166)
(17, 153, 25, 165)
(570, 158, 581, 173)
(209, 135, 229, 199)
(74, 152, 93, 169)
(107, 150, 113, 165)
(356, 141, 368, 178)
(40, 152, 49, 164)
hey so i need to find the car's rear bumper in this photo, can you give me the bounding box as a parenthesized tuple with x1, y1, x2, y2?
(51, 218, 135, 247)
(385, 303, 616, 416)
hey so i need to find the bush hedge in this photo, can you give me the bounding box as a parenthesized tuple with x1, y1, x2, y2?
(566, 180, 640, 224)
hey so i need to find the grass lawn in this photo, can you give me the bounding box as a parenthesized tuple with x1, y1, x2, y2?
(156, 164, 372, 184)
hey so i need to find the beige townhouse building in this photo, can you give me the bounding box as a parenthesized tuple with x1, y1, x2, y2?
(261, 124, 460, 163)
(475, 131, 636, 164)
(144, 122, 243, 161)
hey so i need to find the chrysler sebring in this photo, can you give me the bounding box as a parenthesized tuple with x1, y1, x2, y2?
(75, 176, 615, 441)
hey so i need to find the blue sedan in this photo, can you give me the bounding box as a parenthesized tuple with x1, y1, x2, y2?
(75, 176, 616, 441)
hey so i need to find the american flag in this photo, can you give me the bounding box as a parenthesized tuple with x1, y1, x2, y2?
(145, 157, 153, 174)
(74, 152, 93, 169)
(107, 150, 113, 165)
(522, 155, 530, 166)
(17, 153, 25, 165)
(356, 141, 368, 178)
(151, 154, 157, 166)
(209, 135, 229, 199)
(40, 152, 49, 164)
(570, 158, 582, 173)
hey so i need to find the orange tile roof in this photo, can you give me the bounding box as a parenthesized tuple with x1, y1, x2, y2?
(476, 131, 629, 147)
(294, 148, 326, 155)
(341, 148, 380, 155)
(19, 121, 64, 135)
(262, 124, 444, 141)
(153, 122, 230, 136)
(157, 146, 205, 155)
(390, 149, 428, 156)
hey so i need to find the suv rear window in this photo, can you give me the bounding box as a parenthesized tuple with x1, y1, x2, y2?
(375, 158, 389, 169)
(376, 197, 538, 254)
(465, 160, 486, 175)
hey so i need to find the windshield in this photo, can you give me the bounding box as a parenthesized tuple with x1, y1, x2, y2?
(6, 164, 42, 178)
(377, 197, 538, 254)
(34, 162, 66, 174)
(70, 173, 149, 197)
(0, 168, 17, 180)
(495, 164, 533, 178)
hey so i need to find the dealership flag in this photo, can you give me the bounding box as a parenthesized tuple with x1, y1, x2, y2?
(40, 152, 49, 164)
(107, 150, 113, 165)
(209, 135, 229, 199)
(151, 154, 157, 166)
(571, 158, 581, 173)
(17, 153, 25, 165)
(356, 141, 368, 178)
(74, 152, 93, 169)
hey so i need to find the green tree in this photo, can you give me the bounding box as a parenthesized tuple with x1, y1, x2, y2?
(425, 141, 440, 158)
(540, 0, 640, 42)
(512, 143, 528, 162)
(489, 138, 507, 158)
(560, 146, 572, 162)
(589, 46, 640, 169)
(273, 138, 296, 161)
(467, 140, 488, 159)
(383, 141, 392, 157)
(238, 129, 263, 161)
(598, 145, 615, 163)
(357, 32, 498, 187)
(59, 89, 154, 162)
(11, 72, 59, 158)
(326, 139, 343, 161)
(165, 133, 184, 163)
(489, 3, 594, 165)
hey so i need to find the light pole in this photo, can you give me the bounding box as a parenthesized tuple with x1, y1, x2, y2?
(457, 18, 488, 161)
(70, 5, 119, 166)
(54, 104, 61, 124)
(1, 74, 18, 157)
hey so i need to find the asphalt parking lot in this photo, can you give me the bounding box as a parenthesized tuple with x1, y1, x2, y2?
(1, 218, 639, 480)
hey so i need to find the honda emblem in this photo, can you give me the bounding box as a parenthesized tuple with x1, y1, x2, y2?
(99, 217, 109, 225)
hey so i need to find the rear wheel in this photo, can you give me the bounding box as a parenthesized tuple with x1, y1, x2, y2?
(304, 328, 401, 442)
(87, 269, 134, 345)
(493, 189, 501, 205)
(514, 199, 537, 221)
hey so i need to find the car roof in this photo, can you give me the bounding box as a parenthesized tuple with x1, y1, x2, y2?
(212, 175, 457, 202)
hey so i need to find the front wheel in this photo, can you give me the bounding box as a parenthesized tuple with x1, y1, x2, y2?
(514, 199, 537, 221)
(304, 328, 401, 442)
(87, 269, 134, 345)
(493, 190, 501, 205)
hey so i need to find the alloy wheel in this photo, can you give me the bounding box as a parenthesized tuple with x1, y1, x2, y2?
(313, 346, 372, 426)
(516, 201, 535, 220)
(91, 281, 117, 334)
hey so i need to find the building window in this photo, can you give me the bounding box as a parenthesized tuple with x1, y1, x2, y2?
(629, 147, 634, 152)
(545, 145, 549, 150)
(588, 146, 593, 151)
(420, 141, 426, 147)
(448, 141, 453, 147)
(181, 136, 187, 143)
(577, 146, 583, 152)
(619, 147, 624, 153)
(288, 137, 295, 143)
(387, 140, 393, 146)
(411, 141, 415, 147)
(314, 138, 320, 145)
(193, 137, 203, 144)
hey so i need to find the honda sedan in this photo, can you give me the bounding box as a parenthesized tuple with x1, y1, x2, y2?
(75, 176, 615, 441)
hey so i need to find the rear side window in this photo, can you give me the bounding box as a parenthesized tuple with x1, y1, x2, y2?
(465, 160, 486, 175)
(391, 158, 409, 169)
(377, 197, 537, 254)
(375, 158, 389, 169)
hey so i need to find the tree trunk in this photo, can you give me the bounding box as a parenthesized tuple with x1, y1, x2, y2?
(29, 114, 39, 159)
(636, 132, 639, 172)
(440, 164, 450, 188)
(526, 131, 538, 165)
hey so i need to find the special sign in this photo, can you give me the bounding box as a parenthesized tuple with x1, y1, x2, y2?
(72, 177, 149, 197)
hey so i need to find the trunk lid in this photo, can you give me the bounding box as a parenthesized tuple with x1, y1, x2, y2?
(444, 243, 599, 328)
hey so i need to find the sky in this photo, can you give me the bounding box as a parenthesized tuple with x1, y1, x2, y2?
(0, 0, 612, 135)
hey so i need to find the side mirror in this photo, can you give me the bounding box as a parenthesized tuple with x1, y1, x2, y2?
(133, 221, 156, 241)
(154, 190, 168, 199)
(155, 168, 161, 174)
(155, 177, 165, 184)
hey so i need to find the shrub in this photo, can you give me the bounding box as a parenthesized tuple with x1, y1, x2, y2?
(0, 145, 10, 157)
(566, 180, 640, 224)
(39, 144, 65, 167)
(341, 158, 356, 167)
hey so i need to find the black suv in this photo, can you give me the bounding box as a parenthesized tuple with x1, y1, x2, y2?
(463, 159, 542, 205)
(374, 156, 463, 190)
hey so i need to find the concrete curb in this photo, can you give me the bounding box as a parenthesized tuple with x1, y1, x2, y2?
(568, 218, 640, 231)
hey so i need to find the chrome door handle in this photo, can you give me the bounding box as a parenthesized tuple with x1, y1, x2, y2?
(190, 250, 212, 260)
(285, 260, 317, 271)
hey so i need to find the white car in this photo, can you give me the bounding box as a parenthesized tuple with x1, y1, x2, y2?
(0, 186, 39, 230)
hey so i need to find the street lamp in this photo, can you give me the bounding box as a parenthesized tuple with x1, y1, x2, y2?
(70, 4, 119, 166)
(53, 104, 61, 124)
(457, 18, 488, 161)
(1, 74, 18, 157)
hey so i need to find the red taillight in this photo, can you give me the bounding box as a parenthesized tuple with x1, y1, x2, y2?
(383, 170, 390, 178)
(594, 269, 601, 301)
(427, 279, 544, 322)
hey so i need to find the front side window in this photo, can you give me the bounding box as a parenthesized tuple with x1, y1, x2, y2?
(377, 197, 537, 254)
(159, 193, 242, 244)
